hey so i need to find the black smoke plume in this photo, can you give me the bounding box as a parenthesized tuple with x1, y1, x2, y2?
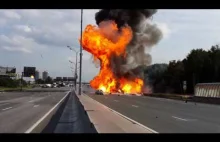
(94, 9, 163, 88)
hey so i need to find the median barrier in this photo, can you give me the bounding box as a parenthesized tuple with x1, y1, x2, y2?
(53, 90, 97, 133)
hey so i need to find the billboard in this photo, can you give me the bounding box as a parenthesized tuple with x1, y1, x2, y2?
(23, 67, 36, 77)
(63, 77, 68, 81)
(0, 67, 16, 77)
(68, 77, 75, 81)
(56, 77, 62, 81)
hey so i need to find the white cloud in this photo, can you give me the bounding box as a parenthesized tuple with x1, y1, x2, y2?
(2, 46, 31, 53)
(14, 25, 32, 32)
(0, 34, 46, 53)
(1, 9, 220, 81)
(2, 11, 21, 19)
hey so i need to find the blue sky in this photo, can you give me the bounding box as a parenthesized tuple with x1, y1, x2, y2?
(0, 9, 220, 81)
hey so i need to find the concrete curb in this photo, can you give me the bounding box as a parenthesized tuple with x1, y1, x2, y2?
(24, 91, 71, 133)
(83, 94, 158, 133)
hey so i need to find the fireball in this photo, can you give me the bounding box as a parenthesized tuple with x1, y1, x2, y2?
(80, 21, 144, 94)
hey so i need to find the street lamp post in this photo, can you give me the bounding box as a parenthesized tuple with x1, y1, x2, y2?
(79, 9, 83, 95)
(67, 46, 80, 90)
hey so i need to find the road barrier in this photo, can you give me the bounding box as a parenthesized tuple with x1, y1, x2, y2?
(54, 90, 97, 133)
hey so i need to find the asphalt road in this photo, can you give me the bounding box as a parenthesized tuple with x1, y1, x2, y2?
(29, 87, 70, 92)
(0, 91, 69, 133)
(83, 87, 220, 133)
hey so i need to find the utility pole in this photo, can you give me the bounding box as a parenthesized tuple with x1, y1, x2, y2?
(79, 9, 83, 95)
(75, 53, 78, 90)
(67, 46, 79, 91)
(20, 72, 23, 91)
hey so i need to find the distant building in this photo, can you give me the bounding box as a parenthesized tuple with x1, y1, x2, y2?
(63, 77, 68, 81)
(42, 71, 48, 81)
(35, 70, 40, 80)
(56, 77, 62, 82)
(0, 66, 16, 78)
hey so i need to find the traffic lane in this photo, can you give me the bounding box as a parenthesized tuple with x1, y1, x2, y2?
(0, 92, 66, 133)
(114, 95, 220, 133)
(31, 87, 70, 91)
(119, 95, 220, 125)
(0, 92, 52, 111)
(0, 92, 52, 101)
(88, 95, 220, 133)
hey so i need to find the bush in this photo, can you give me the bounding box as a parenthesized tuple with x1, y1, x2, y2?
(0, 77, 26, 88)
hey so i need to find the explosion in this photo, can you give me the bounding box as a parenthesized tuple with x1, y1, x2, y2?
(80, 9, 163, 95)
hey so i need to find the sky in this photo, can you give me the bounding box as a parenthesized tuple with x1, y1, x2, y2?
(0, 9, 220, 82)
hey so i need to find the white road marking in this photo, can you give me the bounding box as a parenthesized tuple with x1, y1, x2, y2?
(172, 116, 188, 121)
(0, 103, 10, 106)
(25, 91, 70, 133)
(132, 105, 139, 108)
(33, 105, 39, 108)
(28, 98, 39, 103)
(2, 107, 13, 111)
(85, 95, 158, 133)
(114, 100, 119, 102)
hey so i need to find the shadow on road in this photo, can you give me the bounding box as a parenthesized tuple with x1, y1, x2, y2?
(42, 91, 97, 133)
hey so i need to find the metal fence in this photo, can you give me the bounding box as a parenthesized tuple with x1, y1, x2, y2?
(195, 83, 220, 98)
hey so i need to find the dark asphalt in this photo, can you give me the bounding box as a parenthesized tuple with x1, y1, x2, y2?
(84, 86, 220, 133)
(54, 92, 97, 133)
(0, 91, 69, 133)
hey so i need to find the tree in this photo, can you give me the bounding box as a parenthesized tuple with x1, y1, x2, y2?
(36, 79, 44, 84)
(45, 76, 53, 84)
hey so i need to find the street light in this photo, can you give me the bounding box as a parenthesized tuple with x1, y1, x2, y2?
(67, 46, 80, 90)
(79, 9, 83, 95)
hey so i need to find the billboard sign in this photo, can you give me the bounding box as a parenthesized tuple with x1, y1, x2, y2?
(0, 67, 16, 77)
(23, 67, 36, 77)
(63, 77, 68, 81)
(68, 77, 75, 81)
(56, 77, 62, 81)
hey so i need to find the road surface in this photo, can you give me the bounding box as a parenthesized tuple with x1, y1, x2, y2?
(84, 88, 220, 133)
(0, 91, 68, 133)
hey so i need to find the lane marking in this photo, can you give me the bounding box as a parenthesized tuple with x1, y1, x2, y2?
(28, 98, 40, 103)
(0, 103, 10, 106)
(2, 107, 13, 111)
(172, 116, 188, 121)
(25, 91, 70, 133)
(33, 105, 39, 108)
(114, 100, 119, 102)
(132, 105, 139, 108)
(84, 94, 158, 133)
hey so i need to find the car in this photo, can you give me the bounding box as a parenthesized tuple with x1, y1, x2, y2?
(95, 90, 104, 95)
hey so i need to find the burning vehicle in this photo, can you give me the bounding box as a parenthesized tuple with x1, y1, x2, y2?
(95, 89, 104, 95)
(80, 9, 163, 95)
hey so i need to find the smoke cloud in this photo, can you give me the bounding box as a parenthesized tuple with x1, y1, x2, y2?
(95, 9, 163, 82)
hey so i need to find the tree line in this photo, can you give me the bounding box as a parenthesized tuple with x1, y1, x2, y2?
(0, 78, 27, 88)
(143, 45, 220, 94)
(0, 76, 53, 88)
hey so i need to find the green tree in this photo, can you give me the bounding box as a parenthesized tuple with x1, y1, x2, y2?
(45, 76, 53, 84)
(36, 79, 44, 84)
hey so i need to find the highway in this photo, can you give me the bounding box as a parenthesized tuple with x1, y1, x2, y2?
(0, 90, 69, 133)
(83, 87, 220, 133)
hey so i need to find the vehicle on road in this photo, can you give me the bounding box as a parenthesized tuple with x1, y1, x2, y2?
(95, 90, 104, 95)
(42, 84, 52, 88)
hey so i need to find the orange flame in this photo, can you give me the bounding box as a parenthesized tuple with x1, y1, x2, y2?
(80, 21, 144, 94)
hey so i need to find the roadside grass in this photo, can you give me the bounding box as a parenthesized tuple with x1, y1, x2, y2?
(144, 93, 193, 101)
